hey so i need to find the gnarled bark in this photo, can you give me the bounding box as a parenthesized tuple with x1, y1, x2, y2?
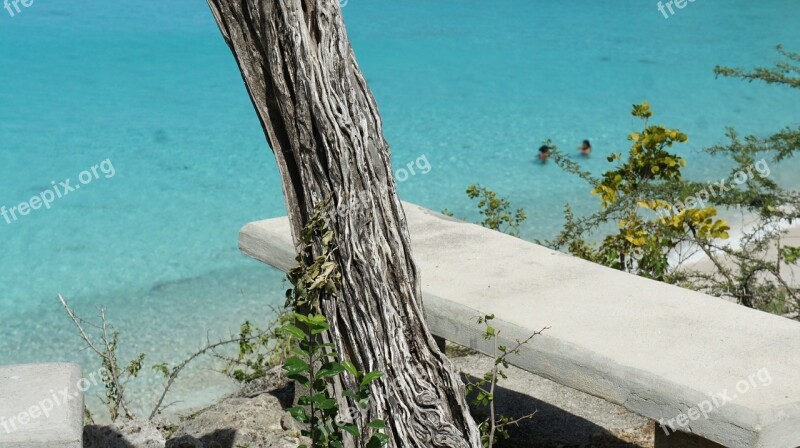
(205, 1, 481, 447)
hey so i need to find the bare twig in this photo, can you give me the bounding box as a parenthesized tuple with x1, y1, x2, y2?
(59, 295, 135, 420)
(148, 334, 245, 420)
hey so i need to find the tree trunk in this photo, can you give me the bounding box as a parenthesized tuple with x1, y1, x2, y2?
(205, 1, 481, 447)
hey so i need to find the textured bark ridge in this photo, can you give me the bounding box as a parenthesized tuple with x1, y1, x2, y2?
(205, 1, 481, 447)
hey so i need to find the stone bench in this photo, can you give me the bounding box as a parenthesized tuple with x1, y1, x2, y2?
(0, 363, 84, 448)
(239, 202, 800, 448)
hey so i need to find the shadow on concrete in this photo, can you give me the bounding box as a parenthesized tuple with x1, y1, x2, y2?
(461, 373, 651, 448)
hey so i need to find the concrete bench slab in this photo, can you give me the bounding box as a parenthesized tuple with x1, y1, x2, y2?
(239, 202, 800, 448)
(0, 363, 83, 448)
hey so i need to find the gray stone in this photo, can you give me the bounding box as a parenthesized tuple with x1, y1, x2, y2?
(173, 371, 306, 448)
(239, 201, 800, 448)
(117, 419, 166, 448)
(84, 419, 165, 448)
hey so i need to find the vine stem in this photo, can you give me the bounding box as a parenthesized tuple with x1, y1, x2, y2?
(488, 334, 498, 448)
(309, 333, 318, 447)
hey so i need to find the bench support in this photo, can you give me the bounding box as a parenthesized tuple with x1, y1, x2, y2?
(655, 428, 726, 448)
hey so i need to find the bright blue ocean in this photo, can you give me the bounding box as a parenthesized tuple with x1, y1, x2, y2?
(1, 0, 799, 414)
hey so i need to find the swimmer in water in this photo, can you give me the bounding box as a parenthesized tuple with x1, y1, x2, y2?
(538, 145, 551, 162)
(578, 139, 592, 156)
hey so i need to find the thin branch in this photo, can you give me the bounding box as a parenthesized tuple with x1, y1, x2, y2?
(496, 410, 539, 430)
(148, 332, 262, 420)
(488, 335, 498, 448)
(59, 294, 133, 419)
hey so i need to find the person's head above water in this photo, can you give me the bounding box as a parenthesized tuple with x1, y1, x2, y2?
(538, 145, 551, 162)
(579, 140, 592, 156)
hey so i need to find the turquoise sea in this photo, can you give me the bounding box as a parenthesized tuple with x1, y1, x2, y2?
(1, 1, 799, 414)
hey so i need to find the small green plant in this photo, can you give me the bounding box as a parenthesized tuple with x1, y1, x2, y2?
(223, 310, 294, 383)
(467, 184, 527, 236)
(280, 201, 388, 448)
(280, 313, 388, 448)
(444, 185, 527, 237)
(225, 320, 277, 383)
(465, 314, 547, 448)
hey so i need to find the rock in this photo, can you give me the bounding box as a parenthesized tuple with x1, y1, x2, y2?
(174, 393, 300, 448)
(117, 419, 167, 448)
(171, 368, 305, 448)
(83, 368, 298, 448)
(235, 366, 289, 399)
(280, 413, 297, 431)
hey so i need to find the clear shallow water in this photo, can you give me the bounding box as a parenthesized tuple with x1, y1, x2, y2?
(1, 0, 799, 414)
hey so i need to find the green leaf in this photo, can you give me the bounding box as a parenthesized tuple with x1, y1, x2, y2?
(317, 362, 346, 380)
(781, 246, 800, 264)
(341, 360, 358, 376)
(283, 356, 310, 374)
(368, 420, 386, 429)
(367, 433, 390, 448)
(290, 347, 310, 358)
(310, 321, 330, 335)
(361, 371, 384, 387)
(287, 373, 309, 386)
(341, 424, 360, 437)
(280, 324, 306, 340)
(152, 363, 170, 378)
(294, 313, 312, 325)
(287, 406, 308, 422)
(311, 396, 338, 410)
